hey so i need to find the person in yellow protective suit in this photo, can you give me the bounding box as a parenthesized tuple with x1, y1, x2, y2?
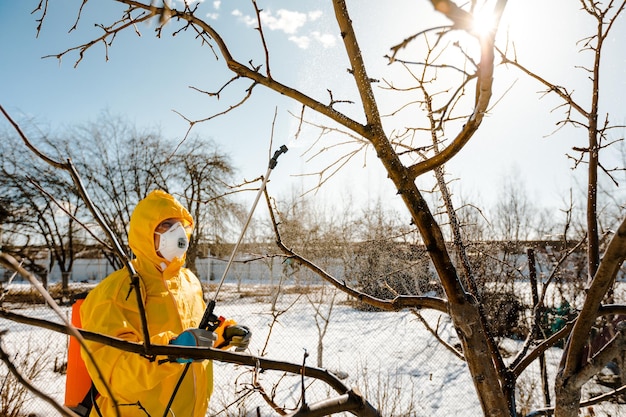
(80, 190, 250, 417)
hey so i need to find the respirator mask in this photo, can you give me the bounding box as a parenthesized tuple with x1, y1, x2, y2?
(155, 222, 189, 262)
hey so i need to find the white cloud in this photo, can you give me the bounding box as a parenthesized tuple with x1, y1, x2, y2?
(288, 36, 311, 49)
(308, 10, 322, 21)
(213, 1, 221, 10)
(233, 9, 257, 27)
(311, 31, 336, 48)
(206, 12, 219, 20)
(174, 0, 206, 6)
(233, 8, 335, 50)
(261, 9, 307, 34)
(235, 9, 307, 34)
(289, 32, 336, 50)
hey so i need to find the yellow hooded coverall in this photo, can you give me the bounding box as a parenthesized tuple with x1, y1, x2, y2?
(80, 190, 212, 417)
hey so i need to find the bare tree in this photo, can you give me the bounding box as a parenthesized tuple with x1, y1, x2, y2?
(69, 115, 171, 269)
(168, 136, 239, 275)
(67, 116, 238, 274)
(496, 1, 626, 415)
(0, 131, 85, 293)
(2, 1, 625, 417)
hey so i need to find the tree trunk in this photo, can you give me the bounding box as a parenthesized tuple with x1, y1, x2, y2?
(329, 0, 511, 411)
(61, 271, 70, 292)
(41, 270, 48, 290)
(450, 298, 511, 416)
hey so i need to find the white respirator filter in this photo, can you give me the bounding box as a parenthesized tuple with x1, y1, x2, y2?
(155, 222, 189, 261)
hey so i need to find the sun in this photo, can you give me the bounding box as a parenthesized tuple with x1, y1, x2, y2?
(471, 3, 499, 38)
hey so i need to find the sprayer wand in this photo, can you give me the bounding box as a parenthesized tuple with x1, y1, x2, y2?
(199, 144, 288, 330)
(162, 145, 288, 417)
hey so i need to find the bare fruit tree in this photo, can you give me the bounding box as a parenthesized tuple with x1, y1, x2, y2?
(2, 1, 625, 417)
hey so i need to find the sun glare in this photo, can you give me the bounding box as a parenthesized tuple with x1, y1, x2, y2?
(471, 6, 498, 38)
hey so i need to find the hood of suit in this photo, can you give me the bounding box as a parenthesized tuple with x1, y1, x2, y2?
(129, 190, 194, 269)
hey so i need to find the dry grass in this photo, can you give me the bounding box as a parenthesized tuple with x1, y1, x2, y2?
(0, 341, 47, 417)
(0, 283, 91, 306)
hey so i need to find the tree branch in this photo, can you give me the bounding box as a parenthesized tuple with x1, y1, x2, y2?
(0, 309, 366, 400)
(0, 252, 121, 417)
(284, 389, 379, 417)
(0, 332, 80, 417)
(562, 215, 626, 378)
(571, 321, 626, 389)
(0, 105, 152, 354)
(406, 1, 506, 179)
(114, 0, 369, 138)
(264, 188, 449, 313)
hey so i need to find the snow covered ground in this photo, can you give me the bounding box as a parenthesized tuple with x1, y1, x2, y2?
(1, 282, 625, 416)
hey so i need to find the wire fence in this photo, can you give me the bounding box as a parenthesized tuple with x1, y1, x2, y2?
(1, 257, 624, 416)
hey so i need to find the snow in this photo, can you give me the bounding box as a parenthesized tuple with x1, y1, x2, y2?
(1, 283, 625, 416)
(209, 285, 480, 416)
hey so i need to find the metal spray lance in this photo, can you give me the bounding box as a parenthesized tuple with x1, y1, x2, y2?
(199, 144, 288, 331)
(162, 144, 288, 417)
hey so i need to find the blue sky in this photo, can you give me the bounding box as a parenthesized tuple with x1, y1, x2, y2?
(1, 1, 625, 220)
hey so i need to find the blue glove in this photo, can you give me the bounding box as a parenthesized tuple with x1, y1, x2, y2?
(169, 329, 216, 363)
(222, 325, 251, 352)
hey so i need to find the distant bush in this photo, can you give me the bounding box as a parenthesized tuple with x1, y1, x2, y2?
(481, 290, 527, 339)
(347, 241, 442, 311)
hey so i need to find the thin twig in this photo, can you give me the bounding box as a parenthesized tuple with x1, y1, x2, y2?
(0, 253, 120, 417)
(0, 105, 152, 354)
(0, 332, 81, 417)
